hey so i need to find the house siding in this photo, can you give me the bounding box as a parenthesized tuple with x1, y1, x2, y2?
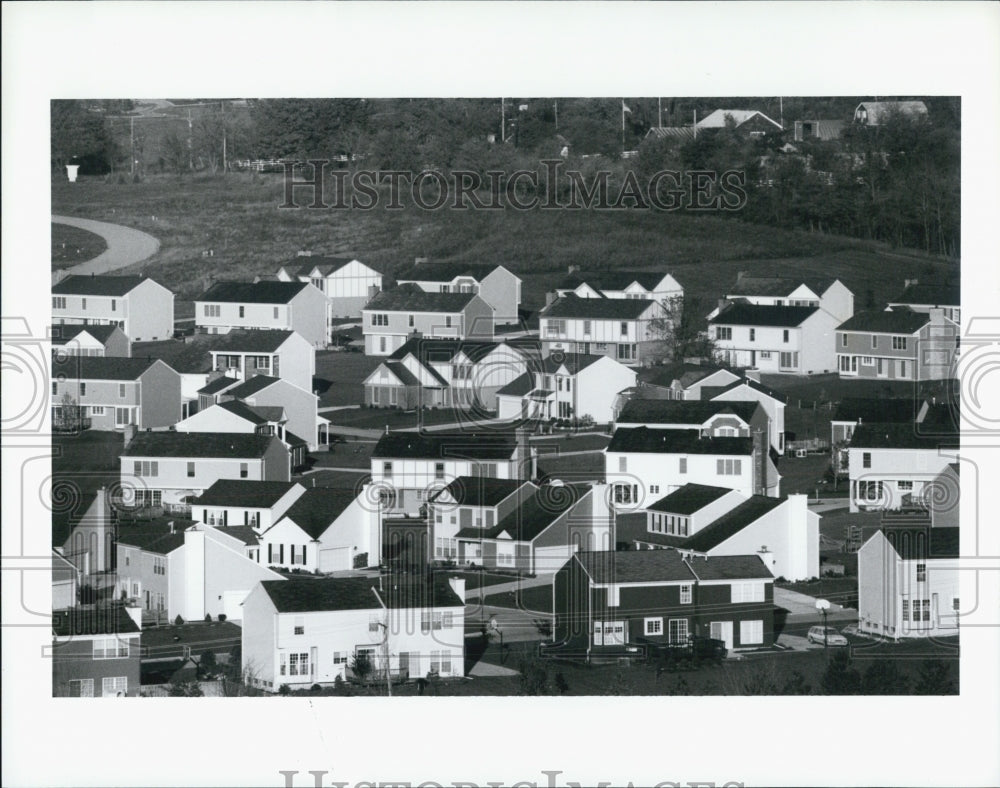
(52, 632, 142, 697)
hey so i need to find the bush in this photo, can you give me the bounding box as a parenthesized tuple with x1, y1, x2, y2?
(174, 614, 184, 626)
(278, 684, 291, 696)
(310, 683, 322, 693)
(200, 649, 218, 674)
(218, 614, 227, 622)
(204, 613, 212, 623)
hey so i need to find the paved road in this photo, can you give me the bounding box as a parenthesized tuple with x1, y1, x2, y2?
(52, 214, 160, 282)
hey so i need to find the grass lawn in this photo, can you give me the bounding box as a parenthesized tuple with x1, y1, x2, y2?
(51, 222, 107, 269)
(53, 430, 124, 474)
(326, 405, 490, 431)
(309, 443, 376, 471)
(779, 452, 834, 496)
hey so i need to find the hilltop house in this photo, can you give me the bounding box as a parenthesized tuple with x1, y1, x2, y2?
(192, 479, 305, 532)
(195, 280, 327, 347)
(362, 284, 495, 356)
(549, 550, 776, 658)
(205, 329, 315, 393)
(394, 262, 522, 325)
(241, 574, 466, 690)
(836, 308, 959, 381)
(52, 274, 174, 342)
(51, 356, 182, 432)
(276, 254, 383, 320)
(552, 270, 683, 305)
(539, 294, 667, 367)
(50, 323, 130, 357)
(887, 280, 960, 324)
(793, 119, 845, 142)
(496, 353, 637, 424)
(120, 432, 290, 508)
(853, 101, 928, 126)
(52, 606, 142, 697)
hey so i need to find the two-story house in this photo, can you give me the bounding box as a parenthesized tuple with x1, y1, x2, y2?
(260, 487, 380, 573)
(853, 100, 928, 126)
(362, 284, 495, 356)
(700, 375, 788, 455)
(709, 273, 854, 325)
(370, 429, 535, 513)
(276, 254, 383, 320)
(205, 329, 315, 393)
(886, 280, 960, 325)
(192, 479, 305, 532)
(364, 338, 534, 411)
(496, 353, 637, 423)
(549, 549, 775, 659)
(195, 280, 327, 347)
(830, 398, 924, 475)
(836, 308, 959, 381)
(695, 109, 784, 136)
(52, 606, 141, 697)
(120, 432, 291, 508)
(241, 574, 466, 690)
(395, 261, 522, 325)
(50, 323, 130, 357)
(51, 356, 182, 431)
(552, 269, 683, 305)
(52, 274, 175, 342)
(216, 373, 325, 448)
(709, 303, 841, 374)
(539, 294, 666, 367)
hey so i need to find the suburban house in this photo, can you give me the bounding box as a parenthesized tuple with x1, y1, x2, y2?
(793, 119, 845, 142)
(362, 284, 495, 356)
(847, 421, 958, 513)
(539, 294, 667, 367)
(496, 353, 637, 423)
(709, 273, 854, 325)
(192, 479, 306, 532)
(370, 430, 535, 513)
(853, 100, 929, 126)
(241, 574, 466, 690)
(605, 426, 779, 509)
(120, 432, 291, 508)
(195, 280, 327, 347)
(836, 308, 959, 381)
(552, 270, 683, 305)
(205, 329, 315, 393)
(430, 477, 615, 573)
(260, 487, 380, 573)
(52, 274, 175, 342)
(214, 373, 326, 448)
(364, 338, 533, 411)
(276, 254, 383, 320)
(857, 514, 959, 640)
(637, 364, 740, 402)
(394, 261, 522, 325)
(52, 550, 81, 610)
(709, 303, 841, 374)
(695, 109, 783, 135)
(549, 549, 776, 659)
(116, 519, 283, 623)
(52, 606, 142, 697)
(830, 398, 924, 474)
(51, 356, 182, 432)
(886, 280, 960, 325)
(700, 375, 788, 455)
(50, 323, 130, 357)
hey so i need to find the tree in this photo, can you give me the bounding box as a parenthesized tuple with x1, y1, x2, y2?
(913, 658, 957, 695)
(167, 681, 204, 697)
(55, 392, 82, 432)
(51, 100, 117, 174)
(349, 651, 373, 684)
(861, 658, 911, 694)
(199, 649, 218, 677)
(820, 649, 862, 694)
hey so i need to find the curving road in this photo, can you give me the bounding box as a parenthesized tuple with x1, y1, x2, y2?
(51, 215, 160, 283)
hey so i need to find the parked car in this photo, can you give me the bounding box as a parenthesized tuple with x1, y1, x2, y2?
(644, 634, 728, 671)
(807, 625, 848, 646)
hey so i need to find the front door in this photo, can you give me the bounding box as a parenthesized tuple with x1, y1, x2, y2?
(593, 620, 627, 647)
(710, 621, 734, 652)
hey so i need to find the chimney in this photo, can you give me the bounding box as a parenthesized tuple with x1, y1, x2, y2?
(515, 427, 531, 481)
(718, 297, 729, 312)
(168, 521, 175, 534)
(757, 545, 775, 575)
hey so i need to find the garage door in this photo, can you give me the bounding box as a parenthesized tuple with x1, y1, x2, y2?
(319, 547, 351, 573)
(533, 544, 576, 574)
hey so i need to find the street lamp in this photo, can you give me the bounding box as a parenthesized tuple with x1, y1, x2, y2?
(815, 598, 831, 650)
(489, 615, 504, 665)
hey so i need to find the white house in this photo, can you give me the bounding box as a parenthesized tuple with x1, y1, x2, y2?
(205, 329, 315, 393)
(710, 273, 854, 325)
(172, 400, 309, 467)
(50, 323, 130, 357)
(395, 261, 522, 325)
(552, 269, 683, 305)
(195, 280, 327, 347)
(218, 373, 326, 449)
(695, 109, 783, 134)
(362, 284, 495, 356)
(496, 353, 637, 423)
(853, 100, 928, 126)
(886, 280, 960, 325)
(260, 487, 381, 573)
(276, 254, 383, 320)
(192, 479, 306, 532)
(241, 574, 466, 690)
(703, 376, 788, 455)
(52, 274, 175, 342)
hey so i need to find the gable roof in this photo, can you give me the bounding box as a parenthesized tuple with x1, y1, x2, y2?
(708, 375, 789, 404)
(469, 483, 589, 542)
(215, 399, 283, 425)
(205, 329, 296, 353)
(614, 511, 690, 548)
(728, 274, 837, 298)
(681, 496, 786, 552)
(837, 310, 931, 334)
(373, 431, 517, 460)
(221, 374, 283, 398)
(709, 303, 819, 327)
(607, 427, 753, 455)
(696, 109, 782, 130)
(431, 476, 526, 507)
(394, 261, 497, 282)
(556, 270, 674, 293)
(116, 518, 195, 554)
(686, 554, 773, 580)
(848, 422, 957, 450)
(382, 361, 422, 387)
(831, 397, 921, 424)
(194, 479, 300, 508)
(198, 376, 241, 396)
(388, 337, 528, 365)
(198, 280, 309, 304)
(50, 324, 122, 345)
(121, 432, 280, 459)
(646, 483, 736, 515)
(278, 488, 359, 540)
(540, 353, 610, 375)
(53, 605, 141, 637)
(889, 282, 960, 308)
(282, 255, 361, 277)
(52, 274, 152, 297)
(497, 371, 534, 397)
(215, 526, 261, 546)
(541, 293, 656, 320)
(617, 399, 759, 426)
(261, 573, 463, 613)
(577, 549, 696, 584)
(365, 283, 479, 313)
(51, 356, 166, 381)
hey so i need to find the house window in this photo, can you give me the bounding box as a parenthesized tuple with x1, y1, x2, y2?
(644, 617, 663, 636)
(114, 407, 132, 426)
(898, 480, 913, 491)
(82, 298, 87, 310)
(544, 319, 566, 337)
(102, 677, 127, 697)
(52, 381, 58, 396)
(679, 457, 687, 474)
(902, 598, 910, 621)
(858, 480, 884, 501)
(650, 484, 659, 494)
(435, 462, 445, 480)
(53, 296, 67, 309)
(240, 462, 248, 479)
(430, 651, 441, 674)
(617, 344, 636, 361)
(583, 320, 592, 335)
(740, 620, 764, 645)
(619, 322, 628, 337)
(760, 351, 771, 359)
(680, 585, 692, 604)
(273, 307, 279, 320)
(841, 333, 848, 347)
(118, 383, 126, 398)
(369, 615, 381, 633)
(383, 461, 393, 478)
(892, 336, 908, 350)
(716, 458, 742, 475)
(90, 406, 104, 415)
(716, 326, 732, 341)
(133, 460, 159, 477)
(370, 313, 388, 326)
(749, 328, 756, 342)
(379, 337, 387, 353)
(779, 351, 798, 369)
(731, 582, 765, 603)
(871, 335, 877, 349)
(916, 563, 926, 582)
(918, 599, 931, 621)
(860, 356, 873, 365)
(68, 679, 94, 697)
(613, 484, 638, 505)
(93, 637, 130, 659)
(593, 620, 626, 646)
(782, 329, 789, 343)
(78, 382, 87, 397)
(898, 360, 908, 378)
(668, 619, 688, 645)
(333, 652, 347, 665)
(187, 462, 195, 478)
(288, 652, 310, 676)
(618, 457, 627, 473)
(294, 617, 304, 635)
(239, 306, 245, 318)
(440, 650, 452, 674)
(445, 316, 452, 328)
(204, 304, 221, 318)
(862, 452, 871, 468)
(877, 358, 885, 376)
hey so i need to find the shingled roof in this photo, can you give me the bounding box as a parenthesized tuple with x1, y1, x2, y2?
(122, 432, 279, 458)
(52, 356, 167, 381)
(53, 605, 141, 637)
(606, 427, 753, 455)
(686, 554, 774, 580)
(394, 261, 499, 282)
(831, 398, 921, 424)
(198, 376, 242, 396)
(837, 310, 932, 334)
(366, 283, 480, 313)
(577, 549, 696, 584)
(646, 483, 736, 515)
(541, 293, 656, 320)
(373, 431, 518, 460)
(556, 270, 672, 293)
(221, 374, 283, 398)
(460, 483, 589, 541)
(430, 476, 527, 507)
(617, 399, 759, 426)
(205, 329, 296, 353)
(198, 281, 309, 304)
(709, 303, 818, 327)
(681, 496, 786, 552)
(116, 518, 196, 554)
(261, 573, 463, 613)
(50, 324, 122, 344)
(277, 488, 359, 540)
(496, 371, 534, 397)
(194, 480, 300, 508)
(281, 255, 360, 277)
(52, 274, 153, 296)
(889, 283, 960, 308)
(848, 422, 958, 449)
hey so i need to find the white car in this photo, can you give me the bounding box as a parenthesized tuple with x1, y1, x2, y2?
(807, 625, 848, 646)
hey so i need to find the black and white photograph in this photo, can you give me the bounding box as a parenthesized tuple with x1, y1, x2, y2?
(3, 3, 999, 787)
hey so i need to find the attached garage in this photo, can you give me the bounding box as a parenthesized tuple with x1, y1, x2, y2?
(319, 546, 351, 573)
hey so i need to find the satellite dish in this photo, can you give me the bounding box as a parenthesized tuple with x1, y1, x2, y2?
(815, 598, 831, 611)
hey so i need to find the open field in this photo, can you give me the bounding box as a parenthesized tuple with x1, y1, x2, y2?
(51, 222, 107, 269)
(52, 174, 957, 312)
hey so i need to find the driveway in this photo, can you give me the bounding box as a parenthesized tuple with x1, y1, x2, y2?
(51, 214, 160, 282)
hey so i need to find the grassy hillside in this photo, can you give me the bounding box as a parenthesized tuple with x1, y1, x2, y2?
(51, 173, 958, 311)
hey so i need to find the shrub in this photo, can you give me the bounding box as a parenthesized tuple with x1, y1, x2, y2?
(174, 614, 184, 626)
(204, 613, 212, 623)
(311, 683, 322, 693)
(218, 614, 227, 622)
(278, 684, 291, 696)
(200, 649, 218, 674)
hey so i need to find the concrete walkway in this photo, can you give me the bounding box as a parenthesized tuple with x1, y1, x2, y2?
(52, 214, 160, 283)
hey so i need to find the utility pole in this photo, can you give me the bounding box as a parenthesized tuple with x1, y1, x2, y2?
(221, 100, 227, 173)
(553, 98, 558, 131)
(379, 618, 392, 697)
(693, 109, 698, 140)
(500, 97, 505, 143)
(658, 97, 663, 129)
(130, 115, 135, 176)
(779, 96, 784, 129)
